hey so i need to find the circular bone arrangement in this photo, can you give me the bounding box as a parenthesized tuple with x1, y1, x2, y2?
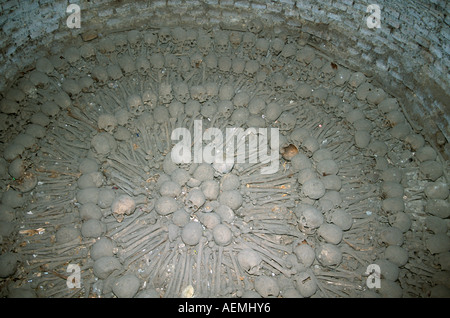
(0, 25, 449, 298)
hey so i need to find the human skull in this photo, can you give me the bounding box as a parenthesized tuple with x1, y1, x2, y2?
(63, 47, 81, 67)
(127, 29, 142, 52)
(171, 27, 187, 45)
(80, 43, 96, 63)
(143, 31, 158, 47)
(271, 72, 286, 89)
(142, 89, 157, 109)
(270, 38, 285, 56)
(254, 38, 270, 59)
(78, 76, 94, 93)
(231, 58, 245, 75)
(91, 65, 108, 85)
(283, 78, 296, 91)
(97, 37, 115, 54)
(279, 43, 297, 64)
(159, 83, 173, 104)
(241, 32, 256, 52)
(197, 34, 212, 55)
(218, 56, 232, 73)
(244, 60, 259, 77)
(164, 53, 179, 69)
(277, 112, 296, 131)
(107, 64, 123, 81)
(135, 56, 150, 76)
(247, 19, 263, 34)
(295, 83, 313, 99)
(158, 27, 172, 44)
(215, 31, 229, 54)
(118, 54, 136, 76)
(111, 195, 136, 223)
(185, 29, 198, 48)
(190, 85, 207, 103)
(204, 53, 218, 71)
(127, 94, 144, 116)
(217, 100, 234, 119)
(348, 71, 366, 89)
(97, 114, 118, 134)
(229, 31, 242, 48)
(204, 82, 219, 101)
(296, 46, 316, 65)
(334, 67, 351, 86)
(113, 33, 128, 54)
(297, 205, 323, 234)
(190, 51, 203, 68)
(311, 87, 328, 106)
(318, 62, 336, 84)
(149, 53, 165, 70)
(173, 81, 190, 103)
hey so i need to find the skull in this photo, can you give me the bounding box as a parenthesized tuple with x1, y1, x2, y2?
(185, 29, 198, 48)
(190, 85, 207, 103)
(78, 76, 94, 93)
(149, 53, 165, 70)
(297, 205, 323, 234)
(186, 189, 205, 212)
(114, 108, 131, 126)
(241, 32, 256, 52)
(201, 100, 217, 118)
(173, 81, 190, 103)
(318, 62, 336, 84)
(107, 64, 123, 81)
(159, 83, 173, 104)
(190, 51, 203, 68)
(233, 91, 250, 108)
(111, 195, 136, 223)
(118, 54, 136, 76)
(63, 46, 81, 67)
(296, 46, 316, 65)
(277, 112, 296, 131)
(197, 34, 212, 55)
(254, 38, 270, 59)
(113, 33, 128, 54)
(271, 72, 286, 89)
(136, 56, 150, 76)
(270, 38, 285, 56)
(164, 53, 179, 69)
(238, 249, 262, 275)
(61, 78, 81, 99)
(204, 82, 219, 101)
(49, 55, 69, 75)
(171, 27, 187, 46)
(142, 89, 157, 109)
(217, 100, 234, 119)
(215, 31, 229, 54)
(168, 101, 184, 118)
(334, 67, 351, 86)
(279, 43, 296, 65)
(348, 71, 366, 89)
(29, 70, 50, 90)
(204, 53, 218, 71)
(229, 31, 242, 48)
(97, 113, 118, 134)
(143, 31, 158, 48)
(311, 87, 328, 106)
(244, 60, 259, 77)
(127, 29, 142, 52)
(295, 83, 313, 99)
(300, 136, 320, 157)
(80, 43, 96, 63)
(283, 78, 296, 91)
(231, 57, 245, 75)
(247, 19, 263, 34)
(185, 100, 201, 117)
(91, 65, 108, 86)
(97, 37, 115, 54)
(158, 27, 172, 44)
(178, 56, 191, 73)
(218, 56, 232, 73)
(127, 94, 144, 116)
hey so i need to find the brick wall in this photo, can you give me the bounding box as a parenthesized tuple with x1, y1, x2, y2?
(0, 0, 448, 156)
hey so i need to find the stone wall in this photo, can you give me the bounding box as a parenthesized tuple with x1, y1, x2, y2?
(0, 0, 449, 157)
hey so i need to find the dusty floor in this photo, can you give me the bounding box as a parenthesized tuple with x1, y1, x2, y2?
(0, 25, 449, 298)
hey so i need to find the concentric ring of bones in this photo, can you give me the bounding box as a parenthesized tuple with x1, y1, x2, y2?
(0, 25, 448, 298)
